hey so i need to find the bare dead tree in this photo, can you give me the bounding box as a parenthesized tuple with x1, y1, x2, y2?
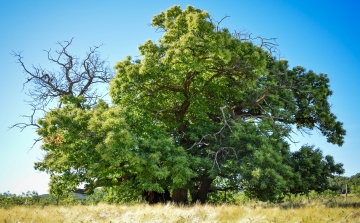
(10, 38, 114, 147)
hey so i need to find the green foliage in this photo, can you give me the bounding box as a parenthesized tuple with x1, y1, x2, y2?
(311, 189, 341, 202)
(31, 5, 346, 203)
(207, 190, 250, 205)
(205, 122, 295, 203)
(35, 98, 195, 198)
(0, 191, 86, 208)
(85, 186, 139, 205)
(347, 173, 360, 196)
(332, 173, 360, 196)
(0, 191, 38, 208)
(289, 145, 344, 196)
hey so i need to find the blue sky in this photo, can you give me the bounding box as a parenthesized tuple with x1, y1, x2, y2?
(1, 0, 359, 194)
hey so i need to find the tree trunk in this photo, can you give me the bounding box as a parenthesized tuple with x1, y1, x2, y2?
(172, 188, 188, 204)
(143, 190, 171, 204)
(191, 175, 213, 204)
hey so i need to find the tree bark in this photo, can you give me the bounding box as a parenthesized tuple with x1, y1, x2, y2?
(191, 175, 213, 204)
(172, 188, 188, 204)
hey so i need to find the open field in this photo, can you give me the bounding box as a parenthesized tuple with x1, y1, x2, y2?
(2, 201, 360, 223)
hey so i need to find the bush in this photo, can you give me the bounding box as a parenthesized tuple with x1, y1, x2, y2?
(85, 186, 140, 205)
(206, 190, 250, 205)
(0, 191, 40, 208)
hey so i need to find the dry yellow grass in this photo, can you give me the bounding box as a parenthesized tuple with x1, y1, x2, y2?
(1, 202, 360, 223)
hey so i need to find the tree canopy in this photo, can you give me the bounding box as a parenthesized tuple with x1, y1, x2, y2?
(17, 6, 345, 204)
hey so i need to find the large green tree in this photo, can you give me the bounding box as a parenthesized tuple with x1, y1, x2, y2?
(28, 6, 345, 203)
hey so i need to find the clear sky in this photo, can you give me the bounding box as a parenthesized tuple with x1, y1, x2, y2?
(1, 0, 359, 195)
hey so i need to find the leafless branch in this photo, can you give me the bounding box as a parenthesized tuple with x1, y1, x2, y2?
(188, 106, 233, 150)
(28, 137, 43, 151)
(13, 38, 113, 110)
(211, 147, 238, 170)
(232, 30, 279, 56)
(212, 15, 230, 32)
(11, 38, 114, 146)
(8, 104, 42, 131)
(287, 129, 300, 145)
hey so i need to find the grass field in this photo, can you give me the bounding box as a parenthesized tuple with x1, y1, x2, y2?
(2, 199, 360, 223)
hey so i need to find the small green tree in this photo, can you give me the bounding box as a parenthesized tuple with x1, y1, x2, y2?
(289, 145, 344, 201)
(346, 173, 360, 196)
